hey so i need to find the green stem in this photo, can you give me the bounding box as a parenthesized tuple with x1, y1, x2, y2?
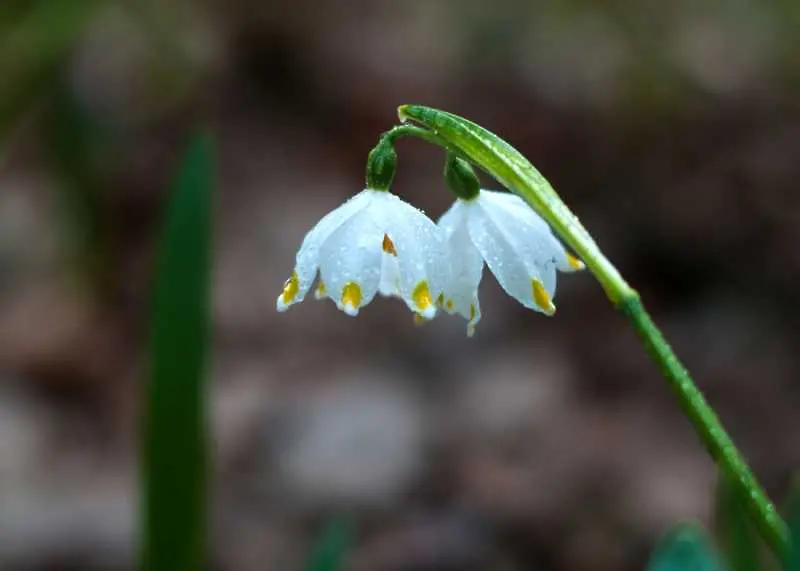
(620, 294, 789, 558)
(392, 104, 791, 559)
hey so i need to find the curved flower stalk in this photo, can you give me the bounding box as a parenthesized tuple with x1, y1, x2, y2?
(438, 189, 584, 336)
(395, 104, 791, 559)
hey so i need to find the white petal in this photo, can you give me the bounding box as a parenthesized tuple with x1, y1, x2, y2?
(317, 207, 384, 316)
(438, 198, 467, 239)
(277, 190, 374, 311)
(378, 252, 401, 297)
(372, 192, 446, 319)
(480, 190, 584, 272)
(438, 201, 484, 334)
(467, 193, 557, 315)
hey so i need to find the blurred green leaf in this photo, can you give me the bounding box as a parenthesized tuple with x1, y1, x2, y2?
(0, 0, 99, 142)
(47, 80, 115, 295)
(715, 474, 760, 571)
(786, 482, 800, 571)
(140, 133, 215, 571)
(304, 518, 354, 571)
(647, 524, 726, 571)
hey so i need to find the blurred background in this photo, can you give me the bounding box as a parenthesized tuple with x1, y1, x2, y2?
(1, 0, 799, 569)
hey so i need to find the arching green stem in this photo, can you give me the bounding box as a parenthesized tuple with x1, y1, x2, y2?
(393, 104, 790, 559)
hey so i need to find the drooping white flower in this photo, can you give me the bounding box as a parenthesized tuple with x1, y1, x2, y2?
(438, 189, 584, 336)
(277, 189, 446, 319)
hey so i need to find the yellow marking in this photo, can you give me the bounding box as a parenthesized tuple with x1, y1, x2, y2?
(532, 279, 555, 315)
(341, 282, 362, 311)
(280, 271, 299, 304)
(413, 313, 427, 326)
(446, 299, 454, 311)
(469, 303, 476, 321)
(436, 293, 444, 307)
(382, 234, 397, 256)
(314, 280, 327, 299)
(566, 253, 585, 270)
(412, 281, 433, 312)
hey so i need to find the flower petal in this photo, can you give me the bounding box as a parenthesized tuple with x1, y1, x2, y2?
(467, 193, 558, 315)
(317, 207, 384, 316)
(277, 189, 374, 311)
(438, 200, 484, 334)
(372, 192, 446, 319)
(378, 251, 401, 297)
(480, 190, 584, 273)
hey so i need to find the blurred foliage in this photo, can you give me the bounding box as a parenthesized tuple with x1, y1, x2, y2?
(303, 518, 355, 571)
(47, 80, 115, 294)
(0, 0, 99, 142)
(786, 484, 800, 571)
(646, 525, 724, 571)
(714, 474, 760, 571)
(140, 133, 214, 571)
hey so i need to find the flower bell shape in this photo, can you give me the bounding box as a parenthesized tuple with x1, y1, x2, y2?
(276, 188, 446, 319)
(438, 189, 584, 336)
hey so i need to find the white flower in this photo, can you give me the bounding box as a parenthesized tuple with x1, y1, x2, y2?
(277, 189, 446, 319)
(438, 189, 584, 336)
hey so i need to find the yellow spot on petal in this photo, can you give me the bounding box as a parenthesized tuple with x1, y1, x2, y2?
(382, 234, 397, 256)
(436, 293, 444, 307)
(566, 253, 585, 270)
(446, 299, 454, 311)
(532, 279, 556, 316)
(341, 282, 362, 315)
(469, 303, 476, 321)
(412, 281, 433, 310)
(314, 280, 327, 299)
(280, 272, 299, 304)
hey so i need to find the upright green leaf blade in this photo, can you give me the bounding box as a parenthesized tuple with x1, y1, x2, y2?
(647, 524, 726, 571)
(140, 133, 215, 571)
(715, 473, 760, 571)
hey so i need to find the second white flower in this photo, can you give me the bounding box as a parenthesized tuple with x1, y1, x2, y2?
(438, 189, 584, 336)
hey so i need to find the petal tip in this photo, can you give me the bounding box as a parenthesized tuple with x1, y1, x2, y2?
(411, 281, 436, 318)
(418, 305, 437, 320)
(314, 280, 327, 300)
(278, 272, 300, 310)
(532, 279, 556, 316)
(276, 296, 291, 312)
(339, 282, 362, 317)
(339, 303, 359, 317)
(566, 253, 585, 271)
